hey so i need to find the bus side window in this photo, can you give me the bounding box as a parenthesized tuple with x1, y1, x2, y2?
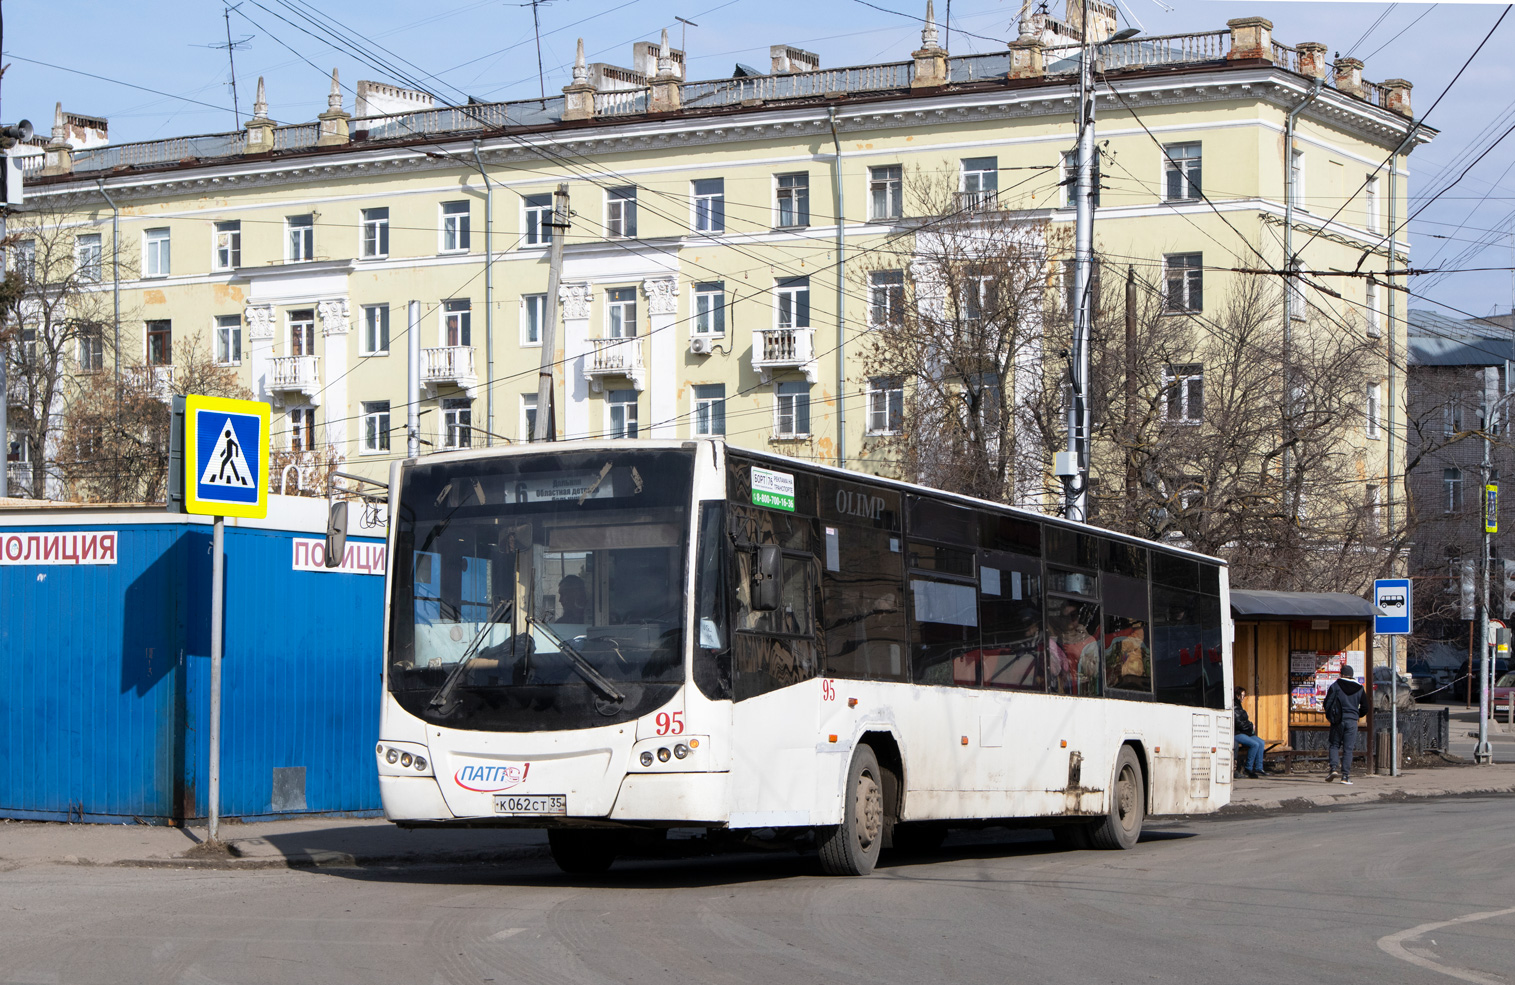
(979, 554, 1044, 691)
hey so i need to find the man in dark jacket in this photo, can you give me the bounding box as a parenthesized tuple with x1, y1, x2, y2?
(1234, 687, 1265, 778)
(1323, 665, 1369, 784)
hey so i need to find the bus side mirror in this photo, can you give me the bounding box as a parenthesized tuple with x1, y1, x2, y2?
(324, 501, 349, 568)
(752, 544, 782, 612)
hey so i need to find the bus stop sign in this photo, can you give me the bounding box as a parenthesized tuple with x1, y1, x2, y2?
(183, 395, 270, 518)
(1373, 578, 1412, 635)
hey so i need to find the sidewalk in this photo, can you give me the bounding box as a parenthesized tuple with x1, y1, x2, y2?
(4, 761, 1515, 869)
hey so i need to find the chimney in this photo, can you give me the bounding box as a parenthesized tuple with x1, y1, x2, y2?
(243, 77, 275, 154)
(317, 68, 351, 146)
(650, 30, 682, 113)
(633, 39, 685, 80)
(770, 44, 820, 75)
(1296, 41, 1328, 80)
(1333, 56, 1364, 98)
(563, 38, 597, 121)
(1381, 78, 1413, 118)
(1226, 17, 1274, 62)
(354, 81, 436, 118)
(40, 102, 73, 176)
(912, 0, 949, 89)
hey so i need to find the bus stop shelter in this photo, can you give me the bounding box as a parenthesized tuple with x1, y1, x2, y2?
(1231, 590, 1377, 773)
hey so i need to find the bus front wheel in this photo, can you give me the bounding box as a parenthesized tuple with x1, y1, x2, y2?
(548, 829, 620, 874)
(817, 745, 886, 876)
(1088, 746, 1145, 850)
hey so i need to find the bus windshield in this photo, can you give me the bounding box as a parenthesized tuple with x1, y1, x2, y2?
(388, 448, 694, 732)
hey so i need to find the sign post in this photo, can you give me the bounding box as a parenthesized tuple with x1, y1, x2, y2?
(179, 395, 269, 843)
(1373, 578, 1412, 777)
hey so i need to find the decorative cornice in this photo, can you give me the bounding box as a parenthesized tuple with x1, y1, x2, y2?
(318, 297, 351, 335)
(245, 303, 275, 340)
(559, 281, 592, 320)
(641, 276, 679, 315)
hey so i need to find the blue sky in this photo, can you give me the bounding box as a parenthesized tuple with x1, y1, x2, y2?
(3, 0, 1514, 319)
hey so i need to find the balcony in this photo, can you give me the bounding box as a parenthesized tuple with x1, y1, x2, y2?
(752, 327, 817, 383)
(583, 337, 645, 392)
(954, 189, 999, 214)
(421, 345, 478, 397)
(269, 355, 321, 405)
(126, 365, 176, 402)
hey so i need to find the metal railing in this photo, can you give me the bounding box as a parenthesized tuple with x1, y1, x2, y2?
(272, 123, 321, 153)
(269, 354, 320, 391)
(125, 364, 175, 399)
(681, 62, 912, 109)
(585, 336, 644, 376)
(353, 100, 522, 141)
(420, 345, 476, 382)
(954, 189, 1000, 214)
(1046, 30, 1231, 76)
(72, 132, 245, 172)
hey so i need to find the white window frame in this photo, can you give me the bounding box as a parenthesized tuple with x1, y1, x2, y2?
(214, 314, 242, 366)
(361, 207, 390, 258)
(1366, 483, 1382, 535)
(13, 239, 36, 281)
(443, 397, 473, 449)
(1162, 142, 1202, 203)
(362, 401, 391, 454)
(1163, 253, 1203, 313)
(1366, 280, 1381, 338)
(1365, 174, 1380, 233)
(606, 287, 637, 338)
(692, 178, 725, 233)
(869, 270, 904, 326)
(75, 233, 102, 283)
(285, 214, 314, 262)
(213, 221, 240, 271)
(692, 384, 726, 436)
(774, 381, 811, 438)
(1366, 382, 1382, 439)
(521, 294, 546, 347)
(442, 299, 471, 347)
(288, 309, 316, 357)
(866, 376, 904, 435)
(289, 405, 317, 452)
(361, 304, 389, 356)
(606, 186, 637, 238)
(440, 200, 471, 253)
(869, 165, 903, 220)
(78, 329, 104, 372)
(523, 193, 553, 247)
(1445, 468, 1463, 513)
(607, 389, 639, 439)
(960, 156, 998, 211)
(693, 282, 725, 336)
(144, 228, 171, 278)
(776, 172, 809, 228)
(775, 277, 810, 330)
(1163, 363, 1204, 424)
(146, 319, 173, 367)
(521, 393, 539, 440)
(1290, 148, 1306, 213)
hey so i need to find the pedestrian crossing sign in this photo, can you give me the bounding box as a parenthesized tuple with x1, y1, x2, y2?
(184, 395, 270, 518)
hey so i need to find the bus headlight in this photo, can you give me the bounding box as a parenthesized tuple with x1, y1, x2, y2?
(673, 744, 689, 760)
(400, 753, 413, 767)
(386, 749, 400, 764)
(657, 747, 671, 763)
(414, 756, 427, 771)
(640, 751, 655, 767)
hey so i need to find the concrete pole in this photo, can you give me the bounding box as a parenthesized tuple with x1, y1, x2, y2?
(534, 184, 569, 442)
(407, 301, 421, 459)
(1067, 8, 1094, 524)
(208, 514, 225, 842)
(1477, 399, 1493, 763)
(471, 141, 494, 447)
(828, 108, 847, 469)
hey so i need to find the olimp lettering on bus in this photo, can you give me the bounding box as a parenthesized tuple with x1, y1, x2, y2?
(834, 488, 886, 521)
(454, 763, 530, 792)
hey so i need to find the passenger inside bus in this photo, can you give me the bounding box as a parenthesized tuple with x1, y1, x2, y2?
(556, 574, 590, 623)
(1048, 598, 1101, 696)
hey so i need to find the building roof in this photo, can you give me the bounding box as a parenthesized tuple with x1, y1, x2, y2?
(1230, 589, 1376, 620)
(1407, 309, 1514, 367)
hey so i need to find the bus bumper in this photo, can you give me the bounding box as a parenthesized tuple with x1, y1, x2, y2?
(609, 771, 731, 823)
(380, 774, 454, 821)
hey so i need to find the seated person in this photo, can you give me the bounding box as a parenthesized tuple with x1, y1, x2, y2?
(557, 574, 590, 624)
(1234, 686, 1266, 778)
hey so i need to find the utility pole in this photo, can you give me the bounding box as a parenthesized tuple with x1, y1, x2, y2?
(1124, 265, 1137, 502)
(407, 301, 421, 459)
(533, 184, 569, 442)
(471, 141, 495, 446)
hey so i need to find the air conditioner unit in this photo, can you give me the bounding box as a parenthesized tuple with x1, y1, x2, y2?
(688, 335, 712, 355)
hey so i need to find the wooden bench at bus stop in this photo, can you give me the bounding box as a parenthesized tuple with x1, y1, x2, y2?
(1254, 742, 1366, 775)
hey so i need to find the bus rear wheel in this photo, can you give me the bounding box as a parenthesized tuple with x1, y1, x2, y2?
(1088, 746, 1145, 850)
(817, 745, 886, 876)
(548, 829, 620, 874)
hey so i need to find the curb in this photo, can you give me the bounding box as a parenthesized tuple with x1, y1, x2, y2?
(1220, 784, 1515, 813)
(94, 845, 552, 871)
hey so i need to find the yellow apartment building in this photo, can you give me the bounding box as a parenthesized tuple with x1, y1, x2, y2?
(12, 3, 1427, 510)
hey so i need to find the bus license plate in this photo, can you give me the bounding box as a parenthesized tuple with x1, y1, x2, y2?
(494, 794, 567, 816)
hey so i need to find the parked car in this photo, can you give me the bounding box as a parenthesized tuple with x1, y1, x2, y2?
(1406, 661, 1440, 701)
(1495, 672, 1515, 718)
(1373, 666, 1415, 710)
(1454, 657, 1511, 702)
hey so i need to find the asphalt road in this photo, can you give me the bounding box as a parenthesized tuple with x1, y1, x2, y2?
(2, 798, 1512, 985)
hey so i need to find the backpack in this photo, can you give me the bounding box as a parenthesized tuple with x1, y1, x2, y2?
(1323, 685, 1342, 726)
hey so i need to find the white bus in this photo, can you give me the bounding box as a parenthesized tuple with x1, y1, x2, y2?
(371, 440, 1233, 875)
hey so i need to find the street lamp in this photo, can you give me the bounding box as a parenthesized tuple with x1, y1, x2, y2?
(1062, 20, 1138, 522)
(1473, 388, 1515, 763)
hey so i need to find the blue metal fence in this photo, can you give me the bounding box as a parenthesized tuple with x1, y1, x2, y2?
(0, 513, 384, 823)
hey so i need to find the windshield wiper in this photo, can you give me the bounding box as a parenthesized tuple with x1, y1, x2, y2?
(428, 595, 515, 713)
(529, 617, 626, 705)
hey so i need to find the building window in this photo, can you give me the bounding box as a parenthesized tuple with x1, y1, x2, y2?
(1365, 174, 1380, 233)
(693, 384, 726, 436)
(1445, 467, 1464, 513)
(1061, 151, 1100, 209)
(363, 401, 391, 453)
(1163, 253, 1203, 312)
(776, 172, 809, 227)
(289, 407, 316, 452)
(1445, 398, 1463, 436)
(213, 221, 240, 271)
(870, 270, 904, 326)
(522, 393, 539, 440)
(1366, 382, 1382, 438)
(443, 299, 471, 347)
(144, 228, 170, 278)
(286, 214, 314, 262)
(443, 398, 473, 449)
(13, 239, 36, 281)
(606, 186, 637, 238)
(441, 201, 471, 252)
(523, 193, 553, 246)
(867, 377, 904, 434)
(775, 381, 811, 438)
(606, 287, 637, 338)
(693, 178, 725, 233)
(76, 234, 102, 283)
(362, 304, 389, 355)
(1290, 148, 1305, 211)
(1366, 483, 1382, 535)
(1366, 280, 1381, 338)
(146, 320, 172, 366)
(78, 329, 104, 372)
(607, 389, 639, 439)
(1163, 142, 1202, 202)
(522, 294, 546, 346)
(960, 156, 998, 211)
(215, 314, 242, 366)
(289, 309, 316, 356)
(776, 276, 810, 330)
(1163, 363, 1203, 423)
(963, 269, 994, 323)
(361, 207, 390, 258)
(694, 282, 725, 335)
(870, 165, 903, 220)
